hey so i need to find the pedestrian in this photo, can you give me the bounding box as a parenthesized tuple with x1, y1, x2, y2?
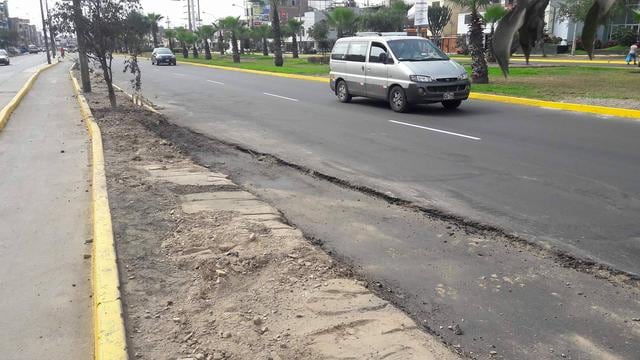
(626, 43, 637, 65)
(60, 47, 65, 59)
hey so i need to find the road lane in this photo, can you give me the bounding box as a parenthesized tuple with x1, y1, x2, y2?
(112, 60, 640, 274)
(0, 54, 48, 109)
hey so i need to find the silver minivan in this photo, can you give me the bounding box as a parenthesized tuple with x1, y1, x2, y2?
(329, 35, 470, 112)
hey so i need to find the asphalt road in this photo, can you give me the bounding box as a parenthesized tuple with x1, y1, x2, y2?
(113, 60, 640, 276)
(0, 53, 48, 109)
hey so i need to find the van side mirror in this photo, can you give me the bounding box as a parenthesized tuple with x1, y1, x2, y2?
(379, 52, 387, 64)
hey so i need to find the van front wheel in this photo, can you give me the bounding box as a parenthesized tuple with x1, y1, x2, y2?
(389, 86, 409, 113)
(336, 80, 352, 103)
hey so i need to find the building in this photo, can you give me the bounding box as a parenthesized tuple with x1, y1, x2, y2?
(9, 17, 39, 46)
(0, 0, 9, 30)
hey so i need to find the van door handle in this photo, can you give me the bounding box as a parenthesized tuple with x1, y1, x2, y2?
(361, 65, 365, 72)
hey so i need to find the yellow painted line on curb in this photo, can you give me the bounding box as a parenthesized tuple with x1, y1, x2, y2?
(70, 67, 128, 360)
(0, 62, 58, 131)
(509, 57, 626, 65)
(469, 92, 640, 120)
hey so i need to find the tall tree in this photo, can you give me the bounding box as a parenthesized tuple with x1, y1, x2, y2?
(52, 0, 140, 107)
(164, 28, 176, 51)
(222, 16, 242, 63)
(286, 18, 304, 58)
(483, 4, 508, 63)
(198, 25, 215, 60)
(175, 27, 190, 58)
(252, 24, 271, 56)
(326, 7, 358, 38)
(427, 5, 453, 47)
(270, 0, 284, 67)
(147, 12, 164, 47)
(213, 20, 225, 55)
(450, 0, 492, 83)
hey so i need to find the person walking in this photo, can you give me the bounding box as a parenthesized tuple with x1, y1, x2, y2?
(60, 47, 65, 59)
(626, 43, 638, 65)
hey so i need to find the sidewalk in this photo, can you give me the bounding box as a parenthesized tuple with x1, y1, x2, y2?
(0, 63, 92, 359)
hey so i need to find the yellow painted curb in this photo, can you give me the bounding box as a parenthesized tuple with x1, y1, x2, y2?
(180, 60, 329, 83)
(70, 68, 129, 360)
(509, 57, 626, 65)
(0, 62, 58, 131)
(469, 92, 640, 120)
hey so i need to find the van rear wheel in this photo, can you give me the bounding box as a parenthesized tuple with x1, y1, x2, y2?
(442, 100, 462, 110)
(336, 80, 352, 103)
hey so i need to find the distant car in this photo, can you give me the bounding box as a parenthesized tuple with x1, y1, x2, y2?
(151, 47, 176, 66)
(28, 45, 39, 54)
(0, 49, 9, 65)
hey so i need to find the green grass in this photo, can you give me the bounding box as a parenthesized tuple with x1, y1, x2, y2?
(469, 66, 640, 102)
(177, 53, 329, 76)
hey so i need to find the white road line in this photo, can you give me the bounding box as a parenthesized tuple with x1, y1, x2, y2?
(173, 72, 187, 77)
(389, 120, 481, 141)
(207, 80, 225, 85)
(263, 92, 299, 102)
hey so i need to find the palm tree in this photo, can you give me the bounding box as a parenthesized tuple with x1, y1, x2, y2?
(326, 7, 358, 38)
(449, 0, 492, 83)
(213, 20, 225, 56)
(147, 13, 164, 48)
(252, 24, 271, 56)
(222, 16, 242, 63)
(164, 28, 176, 52)
(286, 18, 305, 59)
(238, 25, 250, 55)
(175, 27, 190, 58)
(483, 4, 507, 63)
(270, 0, 284, 66)
(198, 25, 215, 60)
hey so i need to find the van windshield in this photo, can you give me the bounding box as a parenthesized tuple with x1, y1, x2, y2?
(387, 39, 449, 62)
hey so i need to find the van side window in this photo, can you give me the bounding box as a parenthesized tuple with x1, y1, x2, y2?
(369, 42, 389, 63)
(331, 42, 348, 60)
(345, 41, 368, 62)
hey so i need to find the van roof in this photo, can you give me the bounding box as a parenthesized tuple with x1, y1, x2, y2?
(336, 36, 425, 42)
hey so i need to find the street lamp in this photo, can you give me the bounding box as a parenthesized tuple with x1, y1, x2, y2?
(39, 0, 51, 64)
(62, 0, 90, 92)
(232, 3, 253, 28)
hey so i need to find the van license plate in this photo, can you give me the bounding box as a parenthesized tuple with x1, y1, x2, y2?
(443, 92, 454, 100)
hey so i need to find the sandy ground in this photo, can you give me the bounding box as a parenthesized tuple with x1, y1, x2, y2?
(84, 75, 459, 360)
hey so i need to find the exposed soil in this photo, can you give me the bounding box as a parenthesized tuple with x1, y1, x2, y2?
(83, 75, 457, 360)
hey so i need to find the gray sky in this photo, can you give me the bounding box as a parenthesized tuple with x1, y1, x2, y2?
(11, 0, 384, 31)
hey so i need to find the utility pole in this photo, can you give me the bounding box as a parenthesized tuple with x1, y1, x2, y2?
(187, 0, 193, 30)
(72, 0, 91, 92)
(39, 0, 51, 64)
(44, 0, 56, 57)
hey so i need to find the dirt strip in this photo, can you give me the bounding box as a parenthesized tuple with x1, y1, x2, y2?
(84, 76, 459, 360)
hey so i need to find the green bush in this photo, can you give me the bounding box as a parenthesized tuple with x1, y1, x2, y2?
(611, 28, 638, 46)
(307, 56, 330, 64)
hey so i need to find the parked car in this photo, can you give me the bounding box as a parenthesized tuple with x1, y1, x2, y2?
(0, 49, 10, 65)
(329, 35, 470, 112)
(28, 45, 39, 54)
(151, 47, 176, 66)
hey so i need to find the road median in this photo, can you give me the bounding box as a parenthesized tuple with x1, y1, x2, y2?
(70, 67, 128, 360)
(0, 61, 58, 131)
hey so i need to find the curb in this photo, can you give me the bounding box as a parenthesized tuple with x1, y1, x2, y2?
(173, 59, 639, 120)
(0, 62, 58, 131)
(70, 67, 129, 360)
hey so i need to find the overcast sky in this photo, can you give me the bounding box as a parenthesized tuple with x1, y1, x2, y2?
(11, 0, 384, 31)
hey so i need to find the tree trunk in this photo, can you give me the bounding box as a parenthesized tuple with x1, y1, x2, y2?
(193, 43, 199, 58)
(469, 11, 488, 84)
(169, 38, 174, 52)
(205, 39, 212, 60)
(101, 60, 117, 108)
(486, 25, 496, 63)
(292, 35, 299, 58)
(272, 2, 283, 67)
(262, 37, 268, 56)
(181, 41, 188, 58)
(152, 29, 158, 48)
(232, 32, 240, 63)
(240, 39, 245, 54)
(218, 32, 224, 55)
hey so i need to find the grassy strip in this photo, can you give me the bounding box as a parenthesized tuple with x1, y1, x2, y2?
(176, 54, 639, 103)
